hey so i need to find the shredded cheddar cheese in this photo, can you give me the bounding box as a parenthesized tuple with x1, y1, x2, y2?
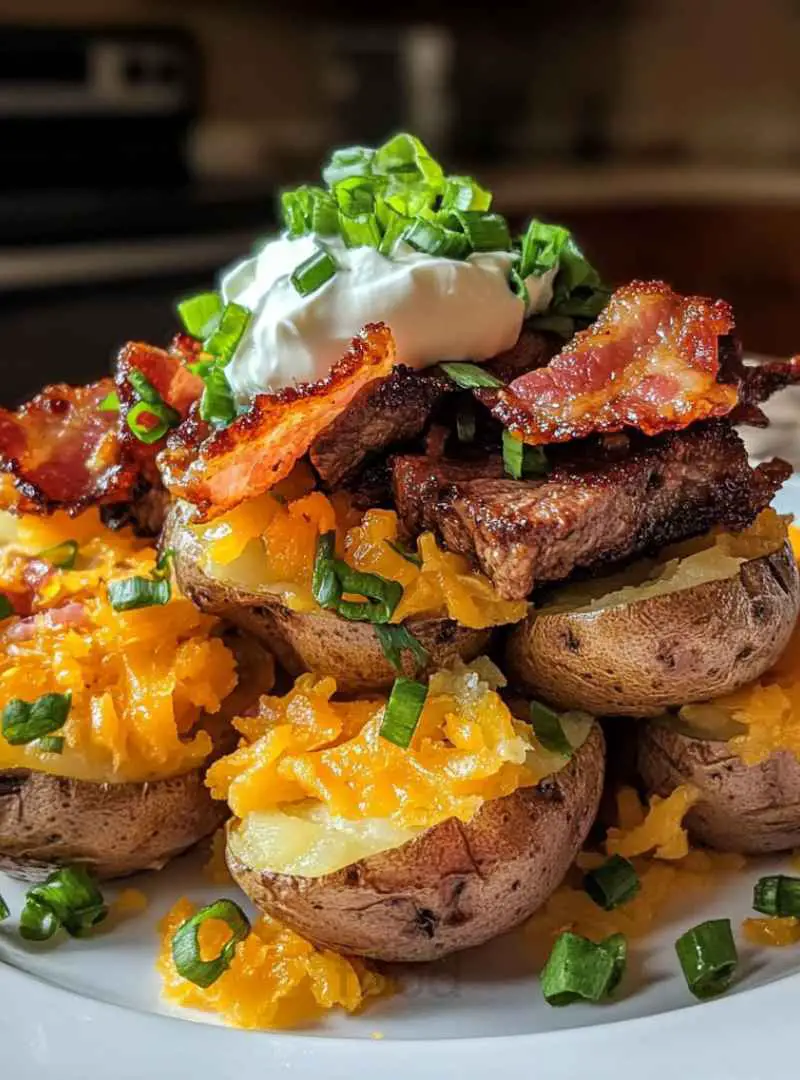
(0, 508, 238, 782)
(158, 897, 389, 1029)
(742, 916, 800, 947)
(606, 785, 701, 860)
(195, 472, 526, 630)
(207, 661, 582, 833)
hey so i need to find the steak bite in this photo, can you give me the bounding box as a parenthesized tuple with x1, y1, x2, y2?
(391, 422, 789, 601)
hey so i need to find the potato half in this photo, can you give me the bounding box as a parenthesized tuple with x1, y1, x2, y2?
(226, 722, 605, 962)
(164, 502, 492, 693)
(506, 540, 800, 717)
(0, 636, 273, 882)
(638, 719, 800, 854)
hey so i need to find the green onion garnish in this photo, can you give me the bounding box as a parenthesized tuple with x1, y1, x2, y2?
(199, 366, 237, 427)
(204, 302, 251, 365)
(753, 875, 800, 917)
(172, 899, 250, 988)
(0, 594, 14, 621)
(502, 429, 548, 480)
(379, 677, 428, 749)
(290, 246, 338, 297)
(386, 539, 422, 567)
(322, 146, 375, 188)
(126, 400, 177, 445)
(312, 531, 342, 609)
(339, 211, 382, 250)
(177, 291, 223, 340)
(456, 211, 511, 253)
(541, 931, 627, 1006)
(374, 624, 430, 675)
(675, 919, 738, 1000)
(2, 691, 72, 746)
(20, 866, 107, 942)
(530, 700, 574, 758)
(312, 532, 403, 623)
(127, 371, 163, 405)
(439, 362, 504, 390)
(440, 175, 491, 213)
(403, 217, 469, 260)
(0, 893, 9, 921)
(155, 548, 175, 579)
(98, 391, 120, 412)
(584, 855, 641, 911)
(36, 735, 65, 754)
(107, 575, 171, 612)
(38, 539, 78, 570)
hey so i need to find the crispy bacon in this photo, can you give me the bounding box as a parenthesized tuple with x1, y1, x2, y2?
(159, 323, 396, 520)
(492, 281, 737, 443)
(0, 341, 204, 518)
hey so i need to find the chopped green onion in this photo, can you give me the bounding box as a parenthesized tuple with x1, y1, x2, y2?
(36, 735, 65, 754)
(541, 931, 627, 1006)
(403, 217, 469, 260)
(332, 560, 403, 624)
(204, 302, 251, 365)
(155, 548, 175, 580)
(502, 430, 548, 479)
(530, 700, 573, 758)
(98, 391, 120, 412)
(386, 539, 422, 567)
(439, 362, 504, 390)
(440, 175, 491, 213)
(107, 576, 171, 612)
(127, 370, 163, 405)
(456, 401, 476, 443)
(0, 595, 13, 621)
(374, 624, 430, 675)
(373, 133, 443, 185)
(177, 292, 223, 340)
(290, 246, 338, 297)
(322, 146, 375, 188)
(378, 206, 412, 256)
(281, 185, 338, 237)
(456, 211, 511, 252)
(333, 175, 377, 217)
(584, 856, 641, 911)
(2, 692, 71, 746)
(510, 265, 530, 307)
(753, 875, 800, 917)
(0, 893, 8, 921)
(172, 898, 250, 988)
(126, 400, 174, 445)
(311, 531, 342, 609)
(38, 539, 78, 570)
(380, 677, 428, 748)
(21, 866, 107, 942)
(675, 919, 738, 1000)
(199, 366, 237, 427)
(338, 211, 382, 249)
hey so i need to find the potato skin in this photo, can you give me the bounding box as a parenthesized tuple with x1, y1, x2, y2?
(0, 635, 273, 882)
(638, 720, 800, 854)
(165, 501, 492, 693)
(506, 544, 800, 717)
(227, 723, 605, 962)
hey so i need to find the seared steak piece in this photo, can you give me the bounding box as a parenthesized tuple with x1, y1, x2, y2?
(309, 326, 558, 488)
(393, 455, 505, 535)
(392, 422, 789, 600)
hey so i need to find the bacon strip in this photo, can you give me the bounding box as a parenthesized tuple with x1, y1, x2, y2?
(492, 281, 737, 443)
(158, 323, 396, 520)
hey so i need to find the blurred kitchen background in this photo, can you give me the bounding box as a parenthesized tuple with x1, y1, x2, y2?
(3, 0, 800, 405)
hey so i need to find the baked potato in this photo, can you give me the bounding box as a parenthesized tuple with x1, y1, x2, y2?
(164, 501, 492, 693)
(638, 718, 800, 854)
(226, 722, 605, 962)
(0, 635, 273, 882)
(506, 537, 800, 717)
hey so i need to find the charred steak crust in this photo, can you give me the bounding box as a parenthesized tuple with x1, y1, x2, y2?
(391, 422, 789, 601)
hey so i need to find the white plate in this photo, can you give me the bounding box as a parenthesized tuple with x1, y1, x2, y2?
(3, 476, 800, 1080)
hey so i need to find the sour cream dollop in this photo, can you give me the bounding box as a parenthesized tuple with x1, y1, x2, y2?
(221, 235, 554, 402)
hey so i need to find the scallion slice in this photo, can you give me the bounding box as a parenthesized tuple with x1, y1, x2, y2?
(290, 246, 338, 297)
(0, 595, 14, 621)
(126, 400, 174, 445)
(2, 692, 71, 746)
(333, 175, 377, 217)
(439, 362, 504, 390)
(322, 146, 375, 188)
(172, 899, 250, 988)
(440, 175, 491, 213)
(374, 624, 430, 676)
(541, 931, 628, 1006)
(177, 292, 223, 340)
(332, 560, 403, 624)
(21, 866, 107, 941)
(38, 539, 78, 570)
(199, 366, 237, 426)
(502, 429, 548, 479)
(107, 575, 171, 612)
(311, 531, 342, 609)
(98, 391, 120, 412)
(403, 217, 469, 260)
(675, 919, 738, 1000)
(457, 211, 511, 252)
(753, 875, 800, 917)
(373, 133, 443, 185)
(530, 700, 573, 758)
(379, 677, 428, 748)
(0, 893, 8, 921)
(36, 735, 65, 754)
(204, 302, 251, 365)
(584, 855, 641, 911)
(386, 539, 422, 568)
(338, 211, 382, 250)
